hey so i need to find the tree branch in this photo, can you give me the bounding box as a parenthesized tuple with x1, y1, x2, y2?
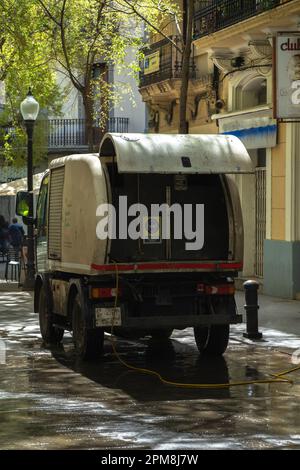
(37, 0, 62, 27)
(59, 0, 84, 92)
(118, 0, 182, 53)
(86, 0, 107, 75)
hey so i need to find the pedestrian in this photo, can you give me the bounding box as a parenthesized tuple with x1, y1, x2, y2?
(8, 217, 25, 251)
(0, 215, 10, 255)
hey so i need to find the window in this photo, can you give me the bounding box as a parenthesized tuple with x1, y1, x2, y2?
(36, 174, 49, 238)
(235, 75, 267, 111)
(257, 148, 266, 168)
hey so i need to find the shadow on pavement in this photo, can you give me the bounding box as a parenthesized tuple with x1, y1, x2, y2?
(49, 335, 231, 402)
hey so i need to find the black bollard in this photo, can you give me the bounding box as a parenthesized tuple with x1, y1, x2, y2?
(243, 280, 263, 340)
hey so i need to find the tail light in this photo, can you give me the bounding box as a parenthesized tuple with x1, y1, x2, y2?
(197, 283, 205, 293)
(197, 283, 235, 295)
(91, 287, 122, 299)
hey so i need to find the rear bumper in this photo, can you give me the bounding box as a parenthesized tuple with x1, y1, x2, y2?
(90, 273, 241, 330)
(93, 301, 242, 329)
(122, 313, 243, 329)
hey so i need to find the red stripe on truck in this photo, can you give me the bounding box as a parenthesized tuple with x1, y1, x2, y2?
(218, 263, 242, 270)
(91, 261, 242, 272)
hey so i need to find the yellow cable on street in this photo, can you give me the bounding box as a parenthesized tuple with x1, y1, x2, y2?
(107, 263, 299, 390)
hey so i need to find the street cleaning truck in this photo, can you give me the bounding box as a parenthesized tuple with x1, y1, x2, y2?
(16, 133, 253, 359)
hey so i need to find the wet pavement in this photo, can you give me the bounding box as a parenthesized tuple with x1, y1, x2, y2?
(0, 287, 300, 450)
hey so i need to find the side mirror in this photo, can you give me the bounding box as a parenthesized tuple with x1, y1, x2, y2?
(16, 191, 35, 225)
(16, 191, 31, 217)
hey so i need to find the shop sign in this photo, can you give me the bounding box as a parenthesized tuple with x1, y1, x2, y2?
(274, 33, 300, 119)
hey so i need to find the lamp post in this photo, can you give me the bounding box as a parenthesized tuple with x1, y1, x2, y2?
(20, 88, 39, 288)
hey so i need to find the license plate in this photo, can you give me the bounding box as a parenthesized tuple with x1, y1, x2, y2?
(95, 307, 122, 327)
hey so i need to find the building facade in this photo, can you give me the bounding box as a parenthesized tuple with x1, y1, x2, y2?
(139, 0, 300, 298)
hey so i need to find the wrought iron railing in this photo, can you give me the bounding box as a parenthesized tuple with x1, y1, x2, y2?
(0, 117, 129, 151)
(139, 36, 196, 87)
(47, 117, 129, 149)
(47, 118, 86, 148)
(194, 0, 291, 39)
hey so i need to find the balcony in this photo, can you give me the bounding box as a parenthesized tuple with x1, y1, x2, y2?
(47, 117, 129, 151)
(0, 117, 129, 154)
(139, 36, 196, 88)
(139, 35, 213, 121)
(194, 0, 293, 39)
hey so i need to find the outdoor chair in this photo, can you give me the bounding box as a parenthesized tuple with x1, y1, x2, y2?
(5, 246, 21, 282)
(0, 249, 7, 264)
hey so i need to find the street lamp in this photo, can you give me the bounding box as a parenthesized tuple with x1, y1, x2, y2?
(20, 88, 39, 288)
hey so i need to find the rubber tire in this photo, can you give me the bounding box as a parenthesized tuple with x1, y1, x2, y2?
(194, 324, 229, 356)
(72, 292, 104, 360)
(39, 285, 64, 344)
(194, 326, 210, 353)
(150, 329, 174, 340)
(194, 296, 233, 356)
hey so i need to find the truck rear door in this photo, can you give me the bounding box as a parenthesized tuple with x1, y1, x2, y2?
(108, 170, 229, 262)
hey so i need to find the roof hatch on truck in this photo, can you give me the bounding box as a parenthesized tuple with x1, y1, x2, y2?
(99, 133, 253, 174)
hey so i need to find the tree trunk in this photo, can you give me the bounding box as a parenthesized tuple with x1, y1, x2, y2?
(179, 1, 194, 134)
(83, 92, 94, 152)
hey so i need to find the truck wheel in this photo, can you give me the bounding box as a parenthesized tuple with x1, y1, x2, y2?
(194, 326, 210, 352)
(194, 296, 232, 356)
(39, 285, 64, 344)
(72, 292, 104, 360)
(194, 325, 229, 356)
(150, 329, 173, 340)
(204, 325, 229, 355)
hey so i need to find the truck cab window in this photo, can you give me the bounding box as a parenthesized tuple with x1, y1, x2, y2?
(36, 175, 49, 237)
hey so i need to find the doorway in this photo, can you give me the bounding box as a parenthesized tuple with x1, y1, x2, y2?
(255, 149, 266, 277)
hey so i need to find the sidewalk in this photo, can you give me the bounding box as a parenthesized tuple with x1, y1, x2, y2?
(235, 290, 300, 336)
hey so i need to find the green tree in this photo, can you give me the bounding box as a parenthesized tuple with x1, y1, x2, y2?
(0, 0, 62, 166)
(1, 0, 182, 163)
(36, 0, 179, 149)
